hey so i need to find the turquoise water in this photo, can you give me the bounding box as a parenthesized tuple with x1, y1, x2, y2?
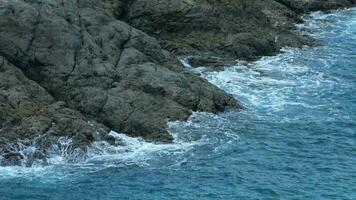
(0, 8, 355, 200)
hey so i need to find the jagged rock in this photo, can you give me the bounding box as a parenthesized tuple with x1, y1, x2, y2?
(0, 0, 239, 160)
(106, 0, 312, 65)
(0, 56, 110, 166)
(104, 0, 354, 67)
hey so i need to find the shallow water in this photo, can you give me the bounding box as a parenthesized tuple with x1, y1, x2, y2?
(1, 8, 355, 200)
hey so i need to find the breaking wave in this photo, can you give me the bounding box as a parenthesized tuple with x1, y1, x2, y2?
(0, 111, 242, 179)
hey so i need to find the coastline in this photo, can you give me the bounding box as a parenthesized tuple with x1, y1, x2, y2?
(0, 0, 354, 166)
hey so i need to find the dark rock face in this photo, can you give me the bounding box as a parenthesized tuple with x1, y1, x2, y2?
(0, 0, 239, 165)
(105, 0, 354, 66)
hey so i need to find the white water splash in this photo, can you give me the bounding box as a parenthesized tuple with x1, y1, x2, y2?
(46, 137, 86, 165)
(85, 130, 204, 166)
(200, 47, 331, 111)
(0, 126, 208, 178)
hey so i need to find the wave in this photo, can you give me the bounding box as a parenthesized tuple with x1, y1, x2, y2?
(0, 112, 240, 178)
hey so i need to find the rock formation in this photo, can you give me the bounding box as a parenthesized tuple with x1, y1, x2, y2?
(0, 0, 238, 165)
(103, 0, 355, 67)
(0, 0, 354, 166)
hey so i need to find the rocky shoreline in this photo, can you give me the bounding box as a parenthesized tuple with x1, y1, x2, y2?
(103, 0, 355, 67)
(0, 0, 354, 166)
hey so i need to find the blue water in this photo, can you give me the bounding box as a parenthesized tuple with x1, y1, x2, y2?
(0, 8, 355, 200)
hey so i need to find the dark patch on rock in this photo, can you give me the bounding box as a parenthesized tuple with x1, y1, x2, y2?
(185, 56, 234, 69)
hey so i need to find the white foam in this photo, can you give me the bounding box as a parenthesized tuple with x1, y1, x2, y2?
(0, 129, 207, 179)
(193, 44, 343, 114)
(84, 130, 203, 166)
(46, 137, 86, 165)
(178, 56, 193, 68)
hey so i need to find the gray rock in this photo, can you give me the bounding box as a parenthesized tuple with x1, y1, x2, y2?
(0, 56, 110, 166)
(104, 0, 354, 67)
(107, 0, 312, 64)
(0, 0, 239, 164)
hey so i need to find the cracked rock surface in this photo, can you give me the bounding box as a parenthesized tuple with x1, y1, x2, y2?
(0, 56, 110, 166)
(0, 0, 239, 165)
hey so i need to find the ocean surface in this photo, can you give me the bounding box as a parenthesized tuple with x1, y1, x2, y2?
(0, 8, 355, 200)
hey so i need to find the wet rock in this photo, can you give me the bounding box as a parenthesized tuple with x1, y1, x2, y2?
(1, 152, 24, 166)
(185, 56, 234, 69)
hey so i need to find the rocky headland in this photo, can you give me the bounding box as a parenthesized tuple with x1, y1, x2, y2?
(0, 0, 354, 166)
